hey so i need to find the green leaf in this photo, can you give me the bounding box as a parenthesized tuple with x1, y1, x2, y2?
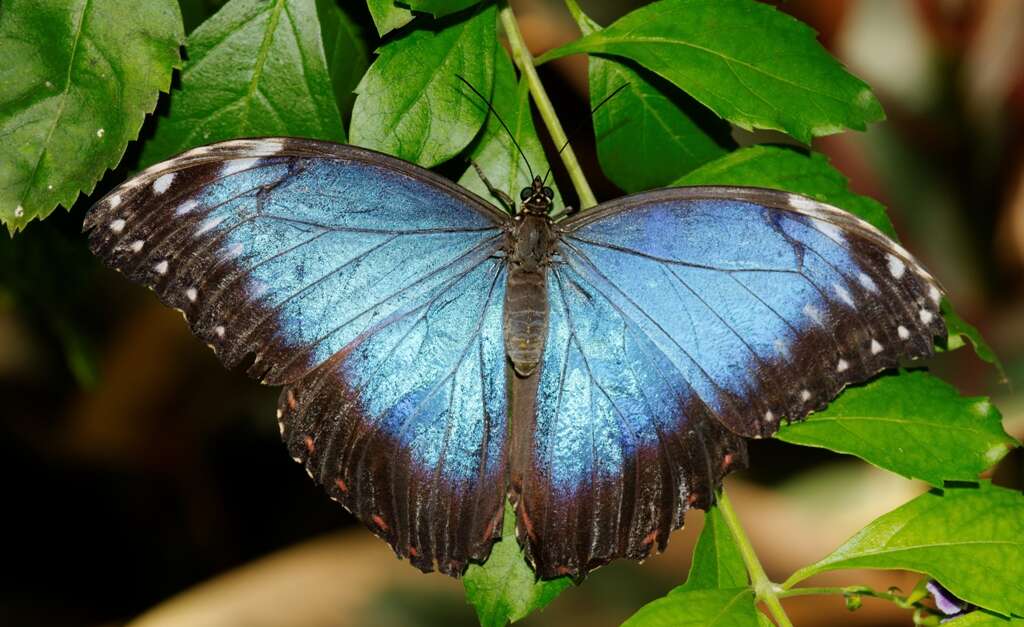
(402, 0, 481, 19)
(776, 371, 1017, 487)
(0, 0, 183, 233)
(463, 501, 572, 627)
(675, 144, 897, 237)
(457, 47, 559, 211)
(946, 611, 1024, 626)
(788, 484, 1024, 617)
(366, 0, 414, 36)
(941, 300, 1006, 380)
(676, 504, 748, 592)
(623, 588, 759, 627)
(540, 0, 884, 143)
(351, 3, 495, 167)
(572, 0, 732, 194)
(317, 0, 368, 122)
(140, 0, 345, 167)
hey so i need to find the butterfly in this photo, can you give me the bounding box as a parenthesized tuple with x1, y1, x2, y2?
(84, 137, 946, 580)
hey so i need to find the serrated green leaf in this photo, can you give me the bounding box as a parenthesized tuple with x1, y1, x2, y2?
(623, 587, 759, 627)
(0, 0, 183, 233)
(787, 484, 1024, 617)
(676, 504, 747, 592)
(463, 501, 572, 627)
(941, 300, 1006, 380)
(140, 0, 345, 167)
(571, 0, 732, 194)
(540, 0, 884, 144)
(457, 47, 559, 212)
(317, 0, 368, 122)
(675, 144, 897, 237)
(366, 0, 414, 36)
(402, 0, 481, 18)
(351, 3, 494, 167)
(776, 371, 1017, 486)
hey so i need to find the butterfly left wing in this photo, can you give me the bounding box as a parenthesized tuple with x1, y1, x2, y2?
(84, 138, 512, 575)
(517, 186, 945, 578)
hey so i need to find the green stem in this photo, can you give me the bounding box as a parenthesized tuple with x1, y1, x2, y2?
(498, 2, 598, 209)
(777, 584, 936, 612)
(717, 489, 794, 627)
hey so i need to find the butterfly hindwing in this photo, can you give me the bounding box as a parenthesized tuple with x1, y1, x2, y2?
(85, 138, 511, 574)
(517, 186, 946, 577)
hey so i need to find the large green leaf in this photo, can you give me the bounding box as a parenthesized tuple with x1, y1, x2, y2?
(463, 502, 572, 627)
(402, 0, 481, 18)
(787, 484, 1024, 617)
(141, 0, 344, 167)
(675, 144, 896, 237)
(350, 3, 494, 167)
(365, 0, 413, 36)
(570, 3, 733, 193)
(457, 47, 559, 211)
(540, 0, 884, 144)
(317, 0, 368, 122)
(623, 588, 759, 627)
(776, 371, 1017, 486)
(0, 0, 183, 233)
(676, 504, 748, 592)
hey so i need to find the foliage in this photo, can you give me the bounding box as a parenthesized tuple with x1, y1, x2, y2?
(0, 1, 1016, 626)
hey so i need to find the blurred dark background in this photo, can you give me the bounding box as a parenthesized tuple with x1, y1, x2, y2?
(1, 1, 1021, 626)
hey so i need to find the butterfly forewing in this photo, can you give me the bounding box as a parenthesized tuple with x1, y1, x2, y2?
(85, 138, 511, 574)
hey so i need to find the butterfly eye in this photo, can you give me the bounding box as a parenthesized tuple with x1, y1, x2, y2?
(543, 187, 554, 199)
(520, 188, 531, 201)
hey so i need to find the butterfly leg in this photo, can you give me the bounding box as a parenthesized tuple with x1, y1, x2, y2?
(471, 161, 516, 213)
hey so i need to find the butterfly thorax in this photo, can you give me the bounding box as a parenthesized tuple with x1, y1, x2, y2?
(504, 178, 556, 377)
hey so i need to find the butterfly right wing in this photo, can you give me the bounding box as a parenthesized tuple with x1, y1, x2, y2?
(85, 138, 511, 574)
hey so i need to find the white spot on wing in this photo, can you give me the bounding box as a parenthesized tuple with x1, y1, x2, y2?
(898, 325, 910, 340)
(929, 285, 941, 304)
(175, 199, 198, 215)
(800, 389, 811, 402)
(887, 254, 906, 279)
(813, 219, 845, 242)
(837, 359, 849, 372)
(186, 287, 197, 302)
(214, 325, 225, 339)
(773, 338, 789, 357)
(919, 308, 934, 324)
(858, 272, 877, 292)
(254, 138, 285, 154)
(130, 240, 144, 253)
(224, 242, 244, 259)
(108, 193, 122, 209)
(764, 411, 775, 423)
(196, 214, 225, 235)
(109, 218, 126, 233)
(870, 339, 883, 354)
(153, 173, 175, 194)
(833, 283, 854, 306)
(222, 158, 260, 177)
(154, 260, 168, 275)
(803, 303, 823, 325)
(788, 194, 818, 212)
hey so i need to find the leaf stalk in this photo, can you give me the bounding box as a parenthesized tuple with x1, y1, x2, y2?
(498, 2, 597, 209)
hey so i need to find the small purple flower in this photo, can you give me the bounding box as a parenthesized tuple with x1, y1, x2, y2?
(927, 580, 974, 622)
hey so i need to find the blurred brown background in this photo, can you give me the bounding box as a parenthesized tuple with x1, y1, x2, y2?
(1, 0, 1022, 625)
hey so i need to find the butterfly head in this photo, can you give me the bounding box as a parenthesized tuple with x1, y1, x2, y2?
(520, 176, 555, 215)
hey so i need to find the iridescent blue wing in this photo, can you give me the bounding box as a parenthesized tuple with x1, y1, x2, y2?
(85, 138, 510, 575)
(518, 187, 945, 578)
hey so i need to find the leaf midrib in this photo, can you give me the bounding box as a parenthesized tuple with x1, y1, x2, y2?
(21, 0, 90, 210)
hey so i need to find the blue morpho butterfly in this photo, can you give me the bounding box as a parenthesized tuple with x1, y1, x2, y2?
(84, 134, 946, 580)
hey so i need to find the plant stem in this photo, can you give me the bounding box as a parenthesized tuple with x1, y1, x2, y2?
(777, 584, 936, 612)
(498, 2, 598, 209)
(717, 489, 794, 627)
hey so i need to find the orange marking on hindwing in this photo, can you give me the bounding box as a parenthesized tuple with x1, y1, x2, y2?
(286, 389, 298, 411)
(335, 478, 348, 493)
(372, 514, 389, 532)
(304, 435, 315, 454)
(642, 529, 658, 546)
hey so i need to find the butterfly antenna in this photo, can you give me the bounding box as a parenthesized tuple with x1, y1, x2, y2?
(455, 74, 534, 180)
(541, 83, 630, 186)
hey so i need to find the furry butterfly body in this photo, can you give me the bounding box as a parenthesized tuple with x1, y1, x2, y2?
(84, 137, 946, 579)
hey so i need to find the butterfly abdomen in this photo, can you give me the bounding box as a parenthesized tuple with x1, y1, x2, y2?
(504, 214, 555, 376)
